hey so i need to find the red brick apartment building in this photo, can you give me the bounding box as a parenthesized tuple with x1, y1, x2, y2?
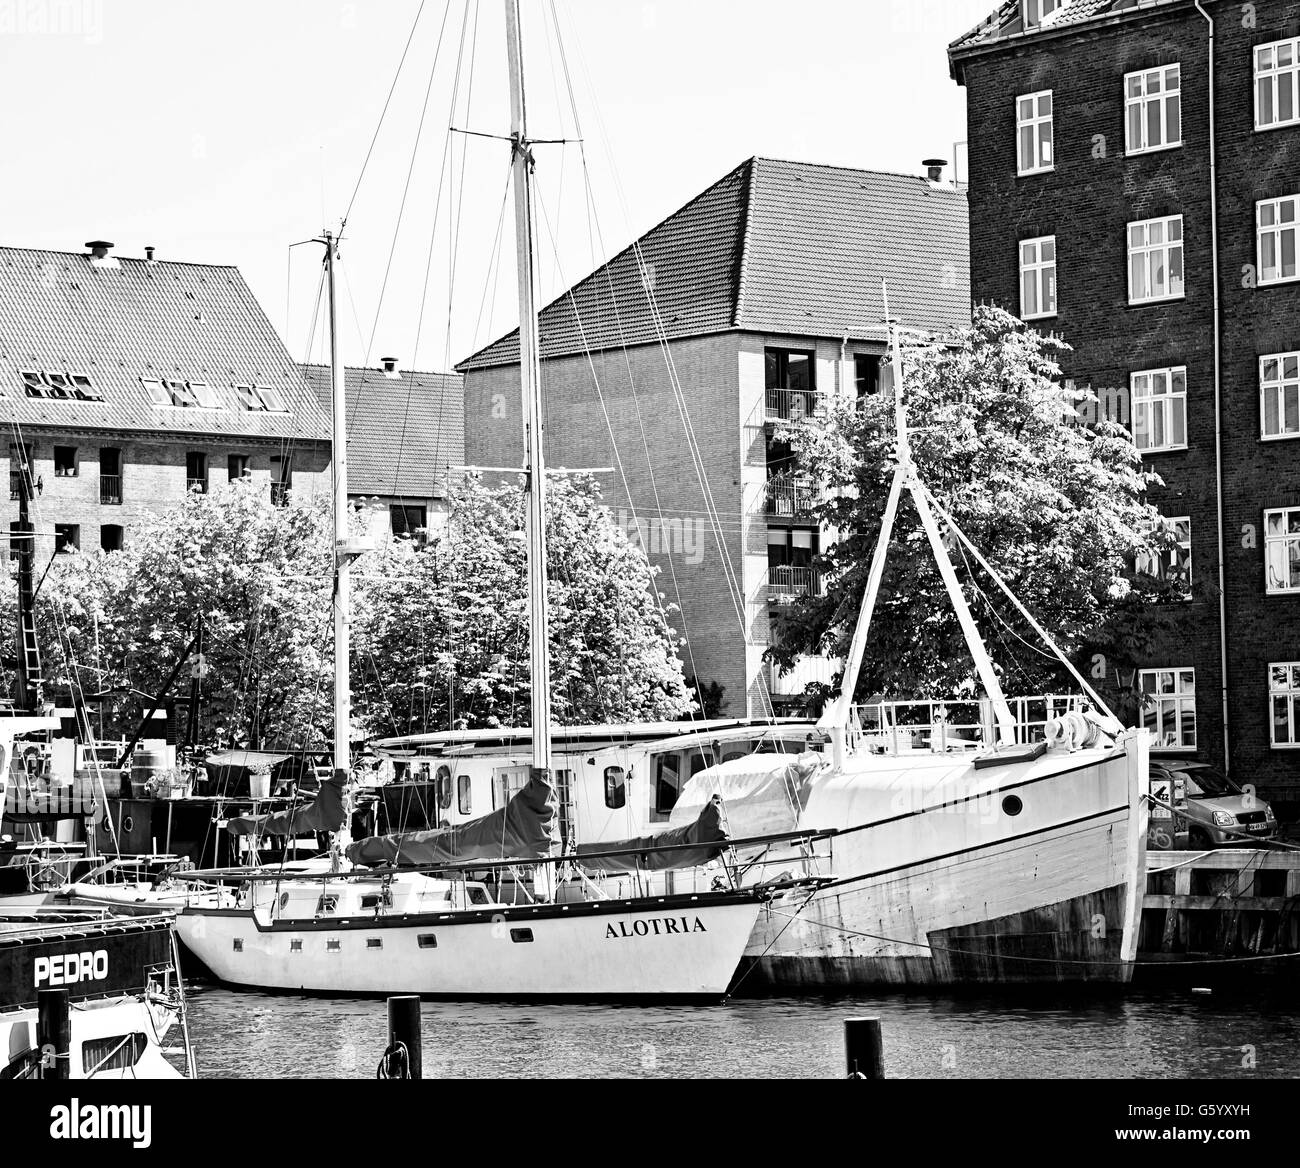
(1, 240, 331, 561)
(460, 157, 969, 716)
(950, 0, 1300, 806)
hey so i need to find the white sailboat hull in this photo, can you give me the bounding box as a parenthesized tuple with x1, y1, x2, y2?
(174, 893, 763, 999)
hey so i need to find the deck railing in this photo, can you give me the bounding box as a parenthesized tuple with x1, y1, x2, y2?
(849, 694, 1090, 754)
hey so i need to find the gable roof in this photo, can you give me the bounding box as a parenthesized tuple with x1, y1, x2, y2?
(301, 363, 463, 499)
(0, 245, 329, 442)
(458, 156, 970, 371)
(949, 0, 1185, 65)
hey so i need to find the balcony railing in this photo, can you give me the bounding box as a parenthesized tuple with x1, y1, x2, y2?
(187, 477, 208, 494)
(100, 474, 122, 505)
(765, 564, 819, 601)
(765, 387, 821, 421)
(764, 474, 818, 519)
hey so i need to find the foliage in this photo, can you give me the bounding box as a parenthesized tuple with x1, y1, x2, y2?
(771, 305, 1183, 701)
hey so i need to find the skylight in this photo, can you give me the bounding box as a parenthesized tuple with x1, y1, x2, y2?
(234, 383, 289, 413)
(19, 369, 103, 401)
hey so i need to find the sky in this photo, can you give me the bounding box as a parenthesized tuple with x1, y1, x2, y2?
(0, 0, 997, 371)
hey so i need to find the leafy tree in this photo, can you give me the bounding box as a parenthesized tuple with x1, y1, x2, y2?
(771, 305, 1181, 703)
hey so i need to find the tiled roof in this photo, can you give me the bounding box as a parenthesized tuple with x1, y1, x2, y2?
(949, 0, 1179, 57)
(301, 363, 463, 499)
(0, 245, 329, 442)
(458, 156, 969, 370)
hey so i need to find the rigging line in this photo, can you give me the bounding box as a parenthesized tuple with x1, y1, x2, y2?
(469, 168, 514, 353)
(443, 0, 478, 374)
(340, 0, 433, 233)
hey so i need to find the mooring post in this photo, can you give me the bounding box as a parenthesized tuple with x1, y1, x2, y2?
(37, 988, 71, 1081)
(844, 1016, 885, 1079)
(387, 994, 422, 1080)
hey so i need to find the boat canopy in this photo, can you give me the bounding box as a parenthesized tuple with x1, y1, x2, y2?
(346, 768, 557, 867)
(668, 751, 825, 838)
(575, 797, 729, 873)
(226, 775, 346, 838)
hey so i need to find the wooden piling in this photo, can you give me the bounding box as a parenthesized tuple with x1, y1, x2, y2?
(844, 1016, 885, 1079)
(387, 994, 422, 1080)
(37, 988, 71, 1081)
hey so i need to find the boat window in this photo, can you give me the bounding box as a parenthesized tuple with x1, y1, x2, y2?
(688, 748, 715, 778)
(457, 773, 471, 815)
(316, 894, 339, 915)
(366, 938, 383, 950)
(721, 747, 749, 763)
(510, 928, 534, 943)
(604, 766, 627, 810)
(326, 938, 342, 952)
(436, 766, 452, 810)
(654, 753, 682, 815)
(232, 938, 243, 952)
(418, 934, 438, 949)
(289, 939, 303, 952)
(81, 1033, 147, 1075)
(359, 890, 392, 910)
(467, 886, 491, 905)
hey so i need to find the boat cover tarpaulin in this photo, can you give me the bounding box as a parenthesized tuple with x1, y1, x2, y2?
(346, 768, 557, 867)
(225, 776, 346, 837)
(667, 751, 824, 838)
(575, 796, 728, 873)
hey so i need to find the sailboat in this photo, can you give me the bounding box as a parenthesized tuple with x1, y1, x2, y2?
(162, 0, 807, 999)
(666, 322, 1152, 987)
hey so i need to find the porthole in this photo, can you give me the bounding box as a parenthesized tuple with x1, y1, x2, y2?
(1002, 795, 1024, 817)
(122, 816, 134, 833)
(510, 928, 534, 943)
(418, 934, 438, 949)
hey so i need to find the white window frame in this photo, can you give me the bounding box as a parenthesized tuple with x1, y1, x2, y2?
(1021, 0, 1060, 30)
(1255, 37, 1300, 131)
(1127, 214, 1184, 305)
(255, 384, 289, 413)
(1019, 235, 1057, 320)
(1016, 90, 1054, 175)
(1125, 64, 1182, 155)
(1136, 515, 1192, 598)
(1139, 668, 1196, 751)
(1256, 195, 1299, 286)
(1269, 662, 1300, 748)
(1130, 366, 1187, 452)
(1260, 351, 1300, 440)
(1265, 507, 1300, 594)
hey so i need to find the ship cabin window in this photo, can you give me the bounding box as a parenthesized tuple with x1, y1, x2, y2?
(467, 886, 491, 905)
(418, 934, 438, 949)
(653, 752, 682, 818)
(510, 928, 534, 943)
(603, 765, 627, 810)
(359, 889, 393, 911)
(436, 765, 452, 810)
(316, 894, 339, 915)
(457, 773, 471, 815)
(81, 1033, 147, 1075)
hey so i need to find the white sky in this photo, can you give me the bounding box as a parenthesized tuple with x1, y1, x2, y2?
(0, 0, 995, 371)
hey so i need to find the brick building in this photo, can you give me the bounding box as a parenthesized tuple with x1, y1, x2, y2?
(302, 359, 464, 546)
(1, 240, 331, 561)
(950, 0, 1300, 805)
(460, 157, 969, 716)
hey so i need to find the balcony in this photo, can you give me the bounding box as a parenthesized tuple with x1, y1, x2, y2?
(763, 474, 818, 520)
(100, 474, 122, 505)
(765, 564, 819, 601)
(769, 654, 839, 697)
(765, 387, 821, 422)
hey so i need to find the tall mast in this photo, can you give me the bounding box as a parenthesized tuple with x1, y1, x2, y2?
(323, 232, 352, 797)
(505, 0, 552, 774)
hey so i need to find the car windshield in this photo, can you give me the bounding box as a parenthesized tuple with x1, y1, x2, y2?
(1181, 769, 1241, 799)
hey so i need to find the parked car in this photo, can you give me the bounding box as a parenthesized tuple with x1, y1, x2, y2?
(1151, 761, 1278, 848)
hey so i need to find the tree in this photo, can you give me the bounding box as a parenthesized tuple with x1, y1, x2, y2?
(771, 305, 1181, 702)
(352, 474, 694, 732)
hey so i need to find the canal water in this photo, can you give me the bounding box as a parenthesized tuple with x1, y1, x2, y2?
(180, 978, 1300, 1079)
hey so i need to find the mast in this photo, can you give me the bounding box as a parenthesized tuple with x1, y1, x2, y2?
(323, 232, 353, 848)
(12, 451, 40, 712)
(505, 0, 552, 775)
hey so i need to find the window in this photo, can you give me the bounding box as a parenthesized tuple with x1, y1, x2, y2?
(100, 447, 122, 505)
(316, 894, 339, 915)
(1255, 37, 1300, 130)
(143, 378, 220, 408)
(653, 753, 681, 818)
(9, 443, 31, 501)
(1021, 0, 1060, 29)
(457, 773, 471, 816)
(232, 938, 244, 952)
(1265, 507, 1300, 593)
(435, 765, 452, 810)
(235, 383, 289, 412)
(510, 928, 534, 943)
(100, 524, 123, 553)
(81, 1034, 147, 1075)
(1125, 65, 1182, 154)
(228, 454, 249, 481)
(186, 452, 208, 493)
(1019, 236, 1056, 319)
(767, 528, 820, 599)
(54, 524, 79, 554)
(271, 456, 292, 507)
(1016, 90, 1053, 174)
(1139, 668, 1196, 750)
(854, 354, 881, 399)
(765, 349, 817, 419)
(391, 505, 428, 540)
(53, 446, 77, 477)
(1127, 215, 1184, 304)
(1257, 196, 1299, 285)
(604, 765, 627, 810)
(19, 370, 101, 401)
(493, 766, 529, 809)
(366, 938, 383, 950)
(1130, 367, 1187, 452)
(1136, 515, 1192, 597)
(1269, 663, 1300, 747)
(418, 934, 438, 949)
(1261, 352, 1300, 439)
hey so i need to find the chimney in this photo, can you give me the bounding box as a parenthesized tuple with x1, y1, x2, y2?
(922, 158, 948, 184)
(84, 240, 120, 269)
(380, 356, 400, 378)
(145, 245, 157, 263)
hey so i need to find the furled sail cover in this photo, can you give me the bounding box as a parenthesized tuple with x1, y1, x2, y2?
(226, 775, 346, 837)
(575, 796, 728, 873)
(346, 769, 557, 867)
(667, 751, 823, 838)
